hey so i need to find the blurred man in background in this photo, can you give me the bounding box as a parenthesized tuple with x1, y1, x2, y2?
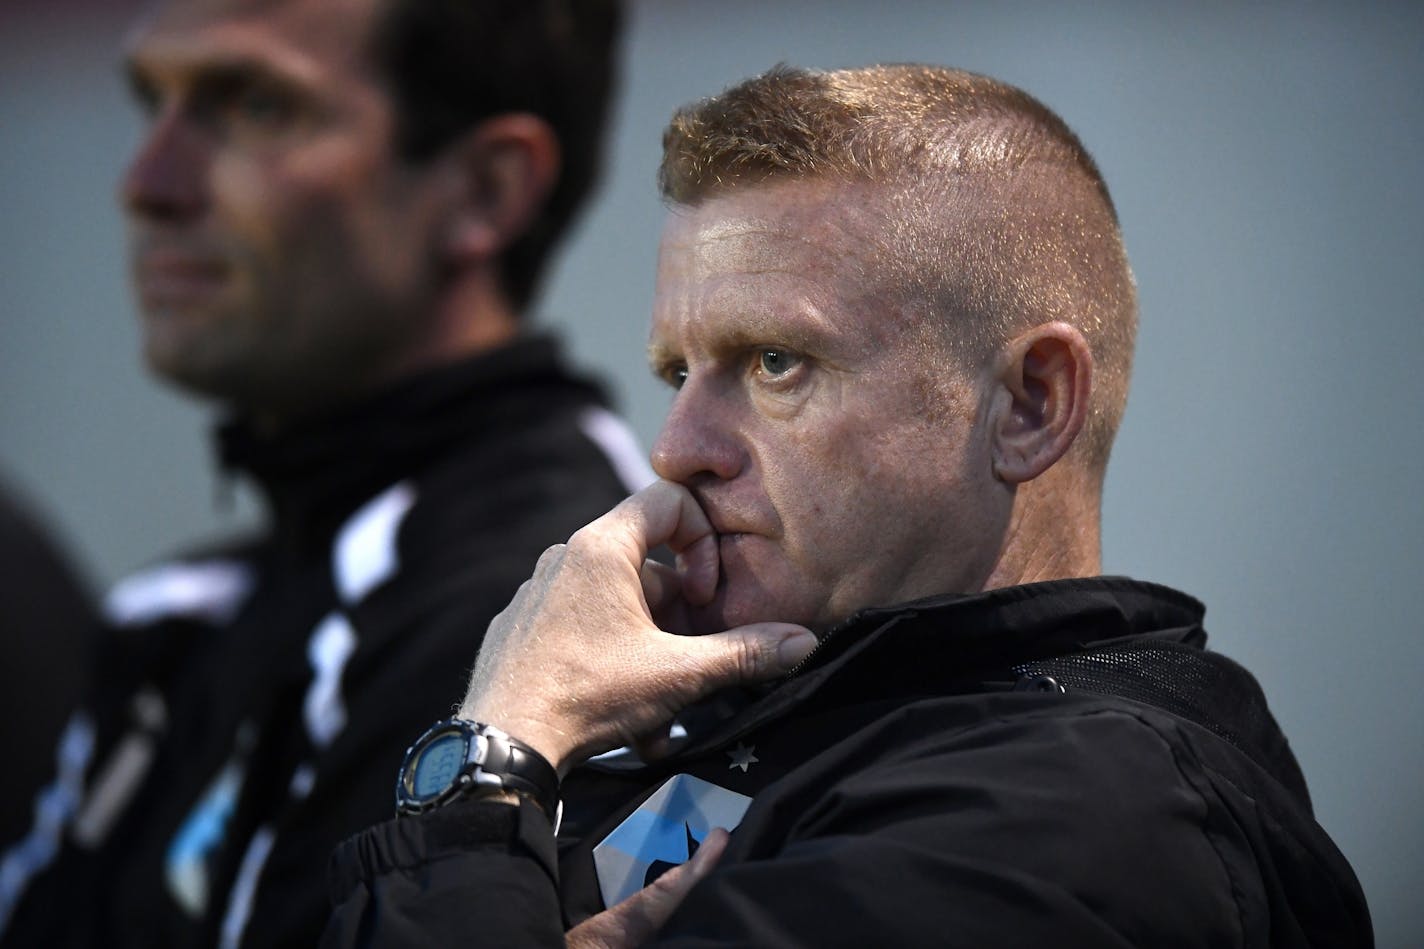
(0, 1, 641, 946)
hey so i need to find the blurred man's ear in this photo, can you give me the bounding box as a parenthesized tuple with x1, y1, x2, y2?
(442, 114, 561, 264)
(988, 322, 1093, 484)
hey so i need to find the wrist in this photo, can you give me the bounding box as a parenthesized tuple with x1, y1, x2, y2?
(457, 704, 571, 778)
(395, 719, 562, 829)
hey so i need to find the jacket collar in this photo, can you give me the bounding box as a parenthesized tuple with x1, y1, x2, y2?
(215, 334, 605, 548)
(800, 576, 1206, 681)
(672, 577, 1207, 756)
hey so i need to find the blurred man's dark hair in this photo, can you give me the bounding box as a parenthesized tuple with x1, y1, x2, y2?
(375, 0, 622, 308)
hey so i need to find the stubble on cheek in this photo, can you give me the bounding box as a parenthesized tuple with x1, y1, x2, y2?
(905, 352, 972, 427)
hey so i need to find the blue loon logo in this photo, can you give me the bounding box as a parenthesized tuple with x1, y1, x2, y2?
(644, 822, 702, 887)
(592, 774, 752, 907)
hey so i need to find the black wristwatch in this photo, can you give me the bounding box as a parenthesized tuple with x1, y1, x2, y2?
(394, 719, 560, 827)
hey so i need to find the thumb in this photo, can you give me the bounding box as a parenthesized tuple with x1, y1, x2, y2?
(682, 624, 819, 691)
(566, 828, 729, 949)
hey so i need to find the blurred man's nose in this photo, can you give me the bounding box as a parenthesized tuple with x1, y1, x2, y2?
(120, 111, 208, 221)
(650, 380, 745, 485)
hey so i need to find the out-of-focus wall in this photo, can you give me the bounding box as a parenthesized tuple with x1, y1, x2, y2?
(2, 1, 1419, 943)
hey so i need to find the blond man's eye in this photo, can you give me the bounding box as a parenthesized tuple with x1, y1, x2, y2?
(758, 349, 798, 376)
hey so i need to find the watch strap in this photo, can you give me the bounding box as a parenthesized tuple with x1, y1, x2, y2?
(472, 724, 560, 822)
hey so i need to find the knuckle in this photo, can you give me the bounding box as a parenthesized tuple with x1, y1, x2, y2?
(569, 520, 639, 567)
(734, 636, 769, 680)
(506, 578, 535, 606)
(565, 523, 604, 555)
(649, 863, 689, 897)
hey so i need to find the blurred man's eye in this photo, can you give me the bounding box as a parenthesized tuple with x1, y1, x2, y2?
(125, 72, 161, 118)
(231, 85, 297, 127)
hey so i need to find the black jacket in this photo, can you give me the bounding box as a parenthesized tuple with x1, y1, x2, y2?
(0, 478, 98, 849)
(324, 577, 1372, 947)
(1, 337, 646, 948)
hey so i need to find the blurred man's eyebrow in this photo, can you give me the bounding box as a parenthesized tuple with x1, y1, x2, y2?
(121, 53, 308, 103)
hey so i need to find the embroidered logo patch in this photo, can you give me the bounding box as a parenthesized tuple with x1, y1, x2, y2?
(591, 774, 752, 907)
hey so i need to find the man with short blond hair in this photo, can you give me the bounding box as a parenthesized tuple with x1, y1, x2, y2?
(325, 65, 1371, 947)
(659, 63, 1137, 475)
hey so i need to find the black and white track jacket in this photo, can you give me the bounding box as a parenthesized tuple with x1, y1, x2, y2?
(2, 335, 648, 948)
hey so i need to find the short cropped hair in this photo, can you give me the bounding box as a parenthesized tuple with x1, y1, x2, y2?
(372, 0, 623, 309)
(660, 64, 1137, 473)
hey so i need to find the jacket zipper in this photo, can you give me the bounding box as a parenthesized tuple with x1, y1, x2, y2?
(782, 608, 917, 680)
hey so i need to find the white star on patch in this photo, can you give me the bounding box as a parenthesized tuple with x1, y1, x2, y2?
(726, 742, 759, 773)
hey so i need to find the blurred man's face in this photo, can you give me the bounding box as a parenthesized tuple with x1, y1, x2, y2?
(649, 179, 1012, 634)
(120, 0, 446, 422)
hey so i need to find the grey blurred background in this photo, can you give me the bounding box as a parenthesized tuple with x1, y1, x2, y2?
(2, 0, 1420, 943)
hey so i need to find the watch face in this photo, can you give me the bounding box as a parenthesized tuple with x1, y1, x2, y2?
(410, 730, 468, 801)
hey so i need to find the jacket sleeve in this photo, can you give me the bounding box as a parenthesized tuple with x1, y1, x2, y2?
(232, 564, 539, 946)
(322, 797, 564, 948)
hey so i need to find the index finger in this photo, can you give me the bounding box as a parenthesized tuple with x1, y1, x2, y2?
(591, 480, 718, 604)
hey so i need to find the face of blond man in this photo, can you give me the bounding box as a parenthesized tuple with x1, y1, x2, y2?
(647, 179, 1015, 634)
